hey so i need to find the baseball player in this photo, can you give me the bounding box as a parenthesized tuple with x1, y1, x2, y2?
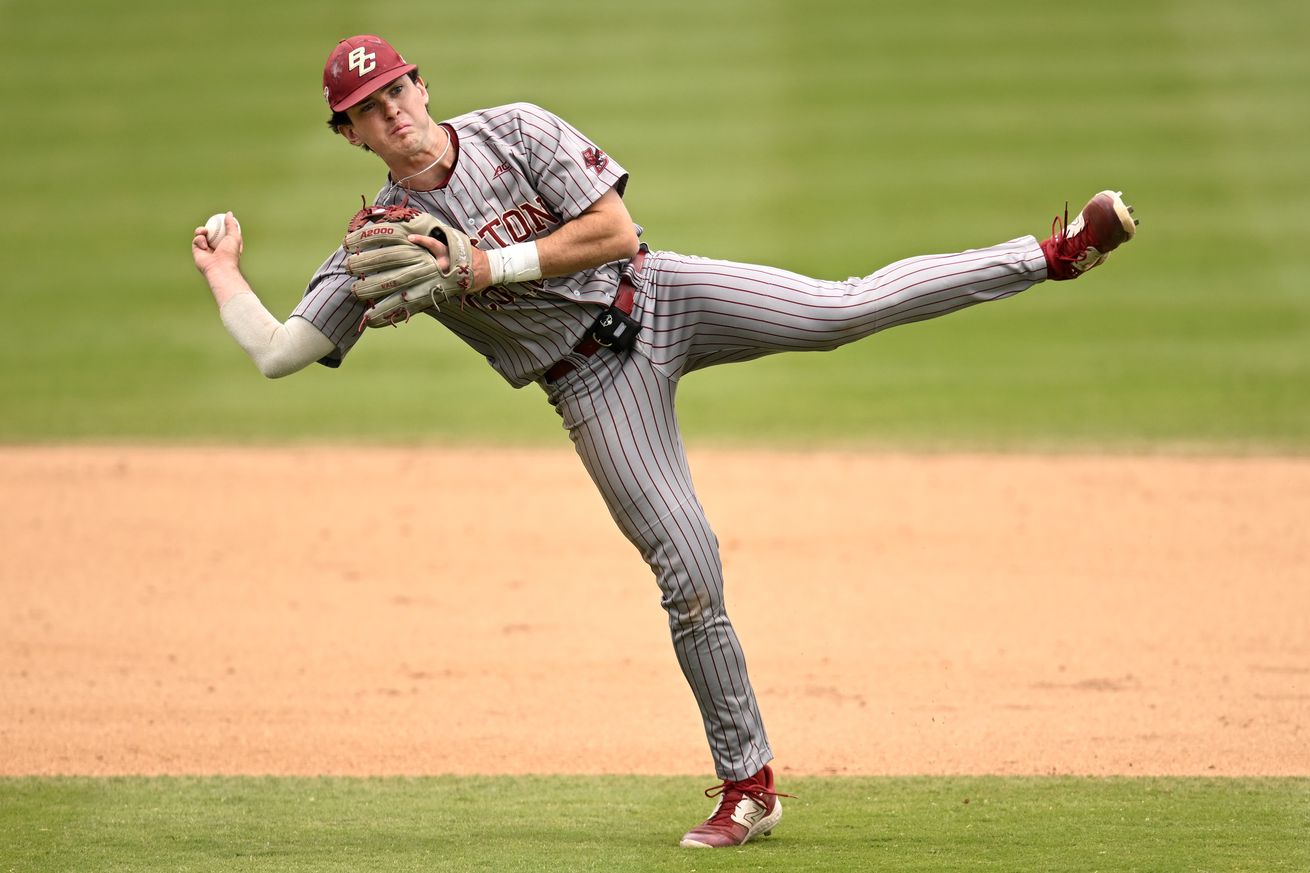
(190, 34, 1138, 848)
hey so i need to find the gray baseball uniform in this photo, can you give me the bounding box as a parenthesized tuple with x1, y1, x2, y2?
(293, 102, 1047, 780)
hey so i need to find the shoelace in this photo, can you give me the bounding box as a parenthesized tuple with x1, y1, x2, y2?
(1048, 201, 1080, 265)
(698, 777, 796, 828)
(1051, 200, 1071, 242)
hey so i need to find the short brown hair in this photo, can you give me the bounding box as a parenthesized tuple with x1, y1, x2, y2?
(325, 70, 422, 152)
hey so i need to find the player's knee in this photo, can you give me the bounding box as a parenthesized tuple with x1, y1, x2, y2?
(661, 587, 724, 629)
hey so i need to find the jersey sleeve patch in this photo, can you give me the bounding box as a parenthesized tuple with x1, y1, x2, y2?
(581, 147, 609, 175)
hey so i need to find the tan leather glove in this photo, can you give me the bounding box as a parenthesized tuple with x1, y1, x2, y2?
(343, 203, 474, 327)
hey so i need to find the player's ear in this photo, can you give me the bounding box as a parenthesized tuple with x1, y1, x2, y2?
(339, 123, 364, 147)
(415, 76, 429, 106)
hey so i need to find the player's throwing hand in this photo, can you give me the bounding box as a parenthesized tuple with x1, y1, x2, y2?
(191, 212, 243, 277)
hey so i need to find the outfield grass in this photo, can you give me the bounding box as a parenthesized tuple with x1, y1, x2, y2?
(2, 776, 1306, 872)
(0, 0, 1307, 449)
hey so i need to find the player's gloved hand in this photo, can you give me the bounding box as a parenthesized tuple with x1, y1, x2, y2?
(343, 203, 476, 328)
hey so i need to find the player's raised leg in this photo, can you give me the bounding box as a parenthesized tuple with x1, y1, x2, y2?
(641, 236, 1042, 375)
(640, 191, 1137, 376)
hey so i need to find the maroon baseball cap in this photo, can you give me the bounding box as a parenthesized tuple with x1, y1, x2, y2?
(323, 35, 417, 112)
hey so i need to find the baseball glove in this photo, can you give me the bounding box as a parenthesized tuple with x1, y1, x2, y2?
(343, 203, 475, 328)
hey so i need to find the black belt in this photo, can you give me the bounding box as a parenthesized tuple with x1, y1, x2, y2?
(544, 247, 646, 384)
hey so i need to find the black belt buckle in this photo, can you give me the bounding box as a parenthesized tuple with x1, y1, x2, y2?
(589, 303, 641, 352)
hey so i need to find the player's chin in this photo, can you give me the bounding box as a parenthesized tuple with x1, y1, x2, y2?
(397, 127, 433, 152)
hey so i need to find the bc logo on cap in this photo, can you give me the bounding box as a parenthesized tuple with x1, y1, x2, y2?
(348, 47, 377, 76)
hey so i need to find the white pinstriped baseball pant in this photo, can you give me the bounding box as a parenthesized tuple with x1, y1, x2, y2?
(544, 236, 1048, 779)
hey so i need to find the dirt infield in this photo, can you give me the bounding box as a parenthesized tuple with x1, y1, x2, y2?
(2, 447, 1307, 778)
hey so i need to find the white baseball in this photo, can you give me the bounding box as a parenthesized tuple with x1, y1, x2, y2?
(204, 212, 239, 247)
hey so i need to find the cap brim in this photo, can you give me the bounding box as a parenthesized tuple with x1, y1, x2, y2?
(329, 63, 418, 112)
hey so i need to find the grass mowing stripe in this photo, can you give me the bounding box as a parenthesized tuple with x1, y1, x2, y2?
(2, 776, 1306, 872)
(1, 0, 1308, 449)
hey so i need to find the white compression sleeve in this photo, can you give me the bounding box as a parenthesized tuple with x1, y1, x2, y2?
(218, 292, 336, 378)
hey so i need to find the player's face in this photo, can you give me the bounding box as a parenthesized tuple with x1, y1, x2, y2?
(340, 75, 433, 158)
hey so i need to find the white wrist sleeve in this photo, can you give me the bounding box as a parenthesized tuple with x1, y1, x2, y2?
(218, 292, 336, 379)
(485, 241, 542, 286)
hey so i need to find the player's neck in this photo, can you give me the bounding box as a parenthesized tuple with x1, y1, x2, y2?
(388, 122, 453, 191)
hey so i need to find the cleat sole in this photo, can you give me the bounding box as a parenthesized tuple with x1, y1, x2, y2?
(1101, 190, 1138, 240)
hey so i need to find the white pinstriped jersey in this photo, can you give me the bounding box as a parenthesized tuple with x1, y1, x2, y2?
(291, 103, 639, 387)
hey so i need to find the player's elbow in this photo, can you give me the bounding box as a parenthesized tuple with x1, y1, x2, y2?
(257, 357, 307, 379)
(612, 225, 640, 262)
(584, 188, 639, 262)
(251, 348, 313, 379)
(241, 317, 334, 379)
(259, 364, 291, 380)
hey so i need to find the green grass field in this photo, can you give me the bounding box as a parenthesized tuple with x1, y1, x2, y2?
(3, 776, 1307, 872)
(0, 0, 1306, 450)
(2, 2, 1306, 869)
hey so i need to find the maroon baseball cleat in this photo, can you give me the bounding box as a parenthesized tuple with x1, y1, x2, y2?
(679, 764, 789, 848)
(1040, 190, 1139, 280)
